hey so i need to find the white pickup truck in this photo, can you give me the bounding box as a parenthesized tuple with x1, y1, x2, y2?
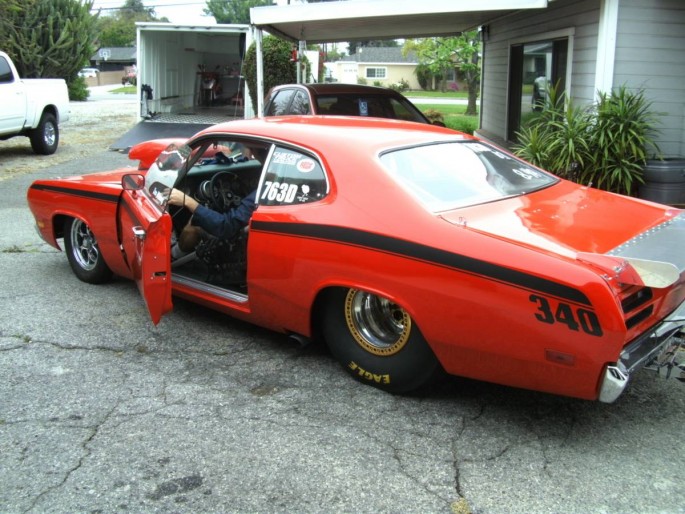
(0, 50, 70, 155)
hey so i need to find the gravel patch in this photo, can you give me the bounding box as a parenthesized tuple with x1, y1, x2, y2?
(0, 96, 138, 182)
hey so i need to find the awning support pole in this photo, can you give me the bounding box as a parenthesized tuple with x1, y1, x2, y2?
(255, 27, 264, 117)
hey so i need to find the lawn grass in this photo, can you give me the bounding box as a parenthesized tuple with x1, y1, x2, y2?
(416, 103, 479, 134)
(404, 90, 468, 99)
(110, 85, 136, 94)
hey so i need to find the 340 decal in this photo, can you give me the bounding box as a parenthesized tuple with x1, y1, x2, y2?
(530, 294, 603, 337)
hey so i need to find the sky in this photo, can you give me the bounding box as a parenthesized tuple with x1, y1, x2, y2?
(90, 0, 294, 25)
(91, 1, 216, 24)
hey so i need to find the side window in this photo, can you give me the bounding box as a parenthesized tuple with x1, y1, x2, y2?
(259, 147, 328, 206)
(265, 89, 295, 116)
(0, 56, 14, 83)
(289, 90, 311, 114)
(388, 98, 425, 123)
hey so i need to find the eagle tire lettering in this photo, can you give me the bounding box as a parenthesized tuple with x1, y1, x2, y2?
(348, 361, 391, 384)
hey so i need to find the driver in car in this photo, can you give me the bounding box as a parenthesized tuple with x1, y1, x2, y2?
(167, 145, 267, 258)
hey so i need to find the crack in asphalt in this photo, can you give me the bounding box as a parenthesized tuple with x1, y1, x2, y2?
(24, 402, 120, 513)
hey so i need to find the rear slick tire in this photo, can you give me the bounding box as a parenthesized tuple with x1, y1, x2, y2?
(322, 288, 440, 393)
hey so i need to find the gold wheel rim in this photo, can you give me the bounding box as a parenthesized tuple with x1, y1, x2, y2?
(344, 289, 411, 357)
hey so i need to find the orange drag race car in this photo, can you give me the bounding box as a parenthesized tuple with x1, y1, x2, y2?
(27, 116, 685, 402)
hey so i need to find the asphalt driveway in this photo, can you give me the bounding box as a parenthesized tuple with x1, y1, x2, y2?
(0, 94, 683, 514)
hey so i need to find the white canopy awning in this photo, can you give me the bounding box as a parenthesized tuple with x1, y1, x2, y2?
(250, 0, 549, 43)
(249, 0, 550, 115)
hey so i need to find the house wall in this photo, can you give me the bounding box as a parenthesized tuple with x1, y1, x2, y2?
(359, 64, 421, 89)
(330, 61, 359, 84)
(479, 0, 685, 158)
(328, 62, 421, 89)
(614, 0, 685, 157)
(479, 0, 601, 144)
(83, 71, 129, 87)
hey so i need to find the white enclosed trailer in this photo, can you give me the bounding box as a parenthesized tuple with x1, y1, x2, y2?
(135, 22, 254, 121)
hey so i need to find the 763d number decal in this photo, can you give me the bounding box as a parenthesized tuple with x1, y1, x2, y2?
(530, 294, 603, 337)
(261, 181, 299, 203)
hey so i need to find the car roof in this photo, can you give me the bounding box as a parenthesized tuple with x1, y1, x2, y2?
(196, 116, 469, 152)
(272, 83, 405, 97)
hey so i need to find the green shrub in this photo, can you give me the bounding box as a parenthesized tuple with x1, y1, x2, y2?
(422, 109, 444, 125)
(68, 75, 90, 101)
(415, 64, 431, 90)
(388, 78, 410, 93)
(585, 86, 661, 195)
(513, 84, 661, 195)
(243, 35, 297, 109)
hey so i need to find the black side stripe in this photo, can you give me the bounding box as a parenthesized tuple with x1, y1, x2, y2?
(251, 221, 592, 307)
(29, 183, 120, 203)
(119, 194, 144, 228)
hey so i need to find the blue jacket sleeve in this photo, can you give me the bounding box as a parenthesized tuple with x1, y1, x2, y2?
(191, 190, 256, 239)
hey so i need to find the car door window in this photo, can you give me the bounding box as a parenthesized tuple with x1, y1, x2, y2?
(265, 89, 295, 116)
(259, 147, 328, 206)
(289, 90, 311, 114)
(0, 56, 13, 83)
(145, 143, 191, 207)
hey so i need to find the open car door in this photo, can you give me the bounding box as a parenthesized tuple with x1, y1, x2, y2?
(118, 174, 172, 324)
(116, 144, 189, 324)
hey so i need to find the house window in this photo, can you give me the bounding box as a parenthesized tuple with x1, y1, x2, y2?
(507, 36, 570, 142)
(365, 67, 387, 79)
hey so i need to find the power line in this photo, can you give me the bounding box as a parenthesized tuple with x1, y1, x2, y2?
(92, 1, 208, 12)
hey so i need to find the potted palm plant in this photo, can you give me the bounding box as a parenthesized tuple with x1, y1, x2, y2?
(514, 85, 662, 198)
(584, 86, 661, 196)
(513, 84, 594, 183)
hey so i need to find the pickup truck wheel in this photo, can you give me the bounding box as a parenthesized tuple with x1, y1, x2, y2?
(322, 288, 440, 393)
(30, 112, 59, 155)
(63, 218, 113, 284)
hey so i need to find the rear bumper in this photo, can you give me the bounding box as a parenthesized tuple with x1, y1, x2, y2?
(599, 299, 685, 402)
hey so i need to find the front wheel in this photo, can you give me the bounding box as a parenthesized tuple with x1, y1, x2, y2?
(322, 288, 440, 393)
(63, 218, 113, 284)
(29, 112, 59, 155)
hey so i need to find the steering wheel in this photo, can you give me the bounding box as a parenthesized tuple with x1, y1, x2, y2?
(209, 171, 240, 211)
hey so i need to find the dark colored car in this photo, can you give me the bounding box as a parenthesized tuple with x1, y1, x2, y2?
(263, 83, 433, 124)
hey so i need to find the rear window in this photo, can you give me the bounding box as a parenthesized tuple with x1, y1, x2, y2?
(315, 94, 426, 123)
(380, 141, 557, 211)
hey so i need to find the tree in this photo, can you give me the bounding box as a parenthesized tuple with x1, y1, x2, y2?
(403, 32, 481, 115)
(0, 0, 29, 41)
(119, 0, 155, 19)
(96, 0, 164, 48)
(348, 39, 398, 55)
(204, 0, 272, 24)
(2, 0, 98, 80)
(243, 35, 297, 109)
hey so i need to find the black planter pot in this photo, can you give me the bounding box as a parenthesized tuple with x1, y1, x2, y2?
(638, 158, 685, 206)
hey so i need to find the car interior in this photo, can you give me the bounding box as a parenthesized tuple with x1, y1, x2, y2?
(168, 139, 266, 294)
